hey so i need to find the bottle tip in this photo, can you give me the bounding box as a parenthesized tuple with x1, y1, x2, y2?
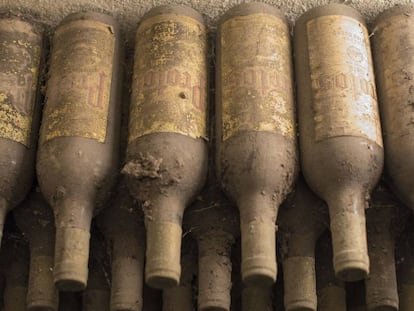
(334, 253, 369, 282)
(146, 273, 180, 289)
(242, 257, 277, 287)
(242, 268, 276, 288)
(54, 278, 86, 292)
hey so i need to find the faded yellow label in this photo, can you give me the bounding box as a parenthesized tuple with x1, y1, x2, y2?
(129, 14, 208, 141)
(220, 14, 295, 141)
(307, 16, 383, 146)
(41, 20, 114, 143)
(0, 20, 41, 146)
(375, 15, 414, 139)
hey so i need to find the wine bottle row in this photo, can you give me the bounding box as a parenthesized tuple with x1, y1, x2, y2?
(0, 2, 412, 310)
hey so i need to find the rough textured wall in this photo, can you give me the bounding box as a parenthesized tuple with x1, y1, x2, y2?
(0, 0, 413, 43)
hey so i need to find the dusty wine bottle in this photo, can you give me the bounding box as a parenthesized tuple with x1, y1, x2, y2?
(396, 217, 414, 311)
(350, 307, 368, 311)
(0, 272, 4, 310)
(14, 191, 58, 311)
(123, 4, 208, 289)
(37, 11, 122, 291)
(316, 231, 346, 311)
(347, 281, 367, 311)
(162, 236, 196, 311)
(294, 4, 384, 281)
(372, 5, 414, 213)
(2, 232, 29, 311)
(82, 232, 110, 311)
(242, 286, 273, 311)
(0, 16, 44, 245)
(216, 2, 297, 286)
(185, 185, 239, 311)
(143, 285, 163, 311)
(279, 178, 327, 311)
(143, 287, 162, 311)
(58, 292, 81, 311)
(0, 235, 6, 310)
(230, 238, 242, 311)
(365, 185, 399, 311)
(97, 181, 145, 311)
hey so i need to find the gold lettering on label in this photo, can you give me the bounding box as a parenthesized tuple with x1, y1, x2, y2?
(221, 14, 295, 141)
(41, 20, 115, 143)
(129, 15, 208, 141)
(307, 15, 383, 146)
(0, 22, 41, 146)
(136, 69, 206, 113)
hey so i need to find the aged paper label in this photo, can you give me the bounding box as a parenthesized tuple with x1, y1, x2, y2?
(129, 15, 208, 141)
(307, 15, 383, 146)
(41, 20, 114, 143)
(0, 19, 41, 146)
(221, 13, 295, 141)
